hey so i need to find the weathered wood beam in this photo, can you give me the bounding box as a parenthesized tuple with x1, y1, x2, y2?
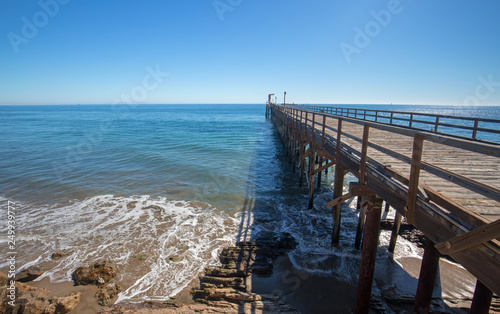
(435, 218, 500, 256)
(316, 157, 323, 189)
(359, 124, 370, 183)
(335, 118, 343, 163)
(316, 149, 335, 161)
(326, 193, 353, 208)
(406, 134, 424, 224)
(312, 160, 336, 175)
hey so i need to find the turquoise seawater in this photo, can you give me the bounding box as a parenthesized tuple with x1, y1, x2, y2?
(0, 104, 282, 209)
(0, 104, 498, 303)
(0, 104, 304, 302)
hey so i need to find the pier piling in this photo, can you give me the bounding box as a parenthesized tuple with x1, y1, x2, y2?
(355, 196, 383, 314)
(332, 164, 345, 247)
(470, 280, 493, 314)
(413, 238, 440, 313)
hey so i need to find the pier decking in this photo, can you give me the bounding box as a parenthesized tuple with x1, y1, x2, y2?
(267, 102, 500, 313)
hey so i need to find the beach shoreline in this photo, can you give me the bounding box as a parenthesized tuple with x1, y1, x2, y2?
(2, 224, 496, 313)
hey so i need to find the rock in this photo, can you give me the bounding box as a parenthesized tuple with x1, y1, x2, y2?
(0, 272, 8, 286)
(51, 252, 67, 259)
(72, 261, 117, 286)
(204, 268, 248, 278)
(47, 292, 81, 313)
(14, 266, 44, 283)
(1, 282, 49, 314)
(96, 284, 121, 306)
(0, 280, 80, 314)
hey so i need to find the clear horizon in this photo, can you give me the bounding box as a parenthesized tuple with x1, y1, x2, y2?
(1, 1, 499, 106)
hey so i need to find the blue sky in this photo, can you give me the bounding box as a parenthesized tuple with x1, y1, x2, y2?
(1, 0, 499, 105)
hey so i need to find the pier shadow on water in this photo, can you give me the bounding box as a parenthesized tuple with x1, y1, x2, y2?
(201, 116, 476, 313)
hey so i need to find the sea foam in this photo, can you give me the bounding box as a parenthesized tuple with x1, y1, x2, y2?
(0, 195, 239, 303)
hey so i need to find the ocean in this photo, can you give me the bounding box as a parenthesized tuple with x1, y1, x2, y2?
(1, 104, 498, 305)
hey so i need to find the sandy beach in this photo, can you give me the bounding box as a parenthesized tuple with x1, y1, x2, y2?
(3, 223, 498, 313)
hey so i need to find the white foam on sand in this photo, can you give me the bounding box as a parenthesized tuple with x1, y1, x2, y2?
(0, 195, 240, 303)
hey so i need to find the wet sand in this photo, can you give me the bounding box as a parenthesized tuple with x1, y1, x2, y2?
(3, 248, 494, 313)
(252, 253, 479, 313)
(27, 277, 103, 313)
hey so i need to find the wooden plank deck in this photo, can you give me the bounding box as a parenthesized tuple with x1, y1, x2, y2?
(269, 104, 500, 301)
(321, 118, 500, 222)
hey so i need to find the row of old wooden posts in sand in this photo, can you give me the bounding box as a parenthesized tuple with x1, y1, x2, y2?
(266, 99, 500, 314)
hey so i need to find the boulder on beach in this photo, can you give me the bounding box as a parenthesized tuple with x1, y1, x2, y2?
(14, 266, 44, 283)
(0, 280, 80, 314)
(96, 284, 122, 306)
(72, 261, 117, 286)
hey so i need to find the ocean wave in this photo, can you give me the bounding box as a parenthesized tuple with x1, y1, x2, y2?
(0, 195, 240, 303)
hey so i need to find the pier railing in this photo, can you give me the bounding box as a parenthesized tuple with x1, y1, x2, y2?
(290, 105, 500, 144)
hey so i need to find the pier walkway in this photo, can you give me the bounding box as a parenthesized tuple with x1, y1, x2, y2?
(267, 102, 500, 313)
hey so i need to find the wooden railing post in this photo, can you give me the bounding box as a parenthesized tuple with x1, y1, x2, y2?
(300, 110, 303, 132)
(406, 134, 425, 224)
(304, 112, 308, 135)
(311, 113, 315, 144)
(317, 115, 327, 189)
(472, 119, 479, 140)
(359, 124, 370, 184)
(336, 118, 343, 163)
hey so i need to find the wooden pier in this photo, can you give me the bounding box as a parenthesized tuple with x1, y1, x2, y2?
(266, 101, 500, 313)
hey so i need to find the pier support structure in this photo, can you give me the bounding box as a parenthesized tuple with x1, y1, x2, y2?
(355, 195, 383, 314)
(269, 103, 500, 314)
(470, 280, 493, 314)
(388, 211, 402, 253)
(413, 238, 440, 313)
(332, 164, 345, 247)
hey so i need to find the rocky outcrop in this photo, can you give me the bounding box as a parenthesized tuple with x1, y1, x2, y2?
(71, 261, 121, 306)
(191, 232, 299, 313)
(72, 261, 117, 286)
(14, 266, 44, 283)
(0, 280, 80, 314)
